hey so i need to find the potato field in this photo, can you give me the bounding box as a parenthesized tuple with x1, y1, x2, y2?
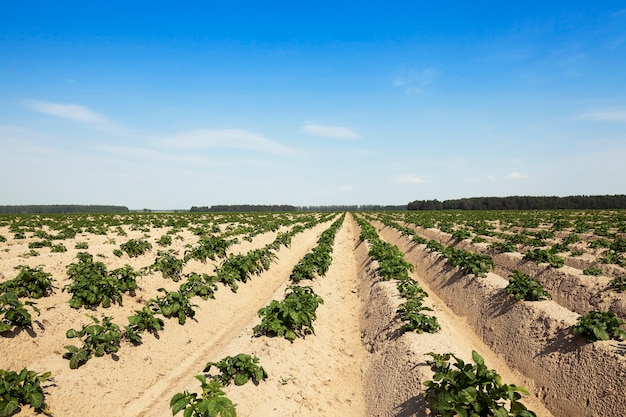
(1, 210, 625, 417)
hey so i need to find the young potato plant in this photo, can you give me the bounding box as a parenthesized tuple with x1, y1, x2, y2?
(64, 252, 124, 309)
(571, 311, 626, 342)
(151, 250, 185, 281)
(63, 315, 121, 369)
(203, 354, 268, 386)
(119, 238, 152, 257)
(505, 271, 551, 302)
(609, 276, 626, 292)
(148, 288, 198, 325)
(170, 376, 236, 417)
(0, 368, 53, 416)
(523, 249, 564, 268)
(0, 265, 54, 299)
(254, 285, 324, 342)
(179, 273, 218, 300)
(124, 306, 165, 345)
(424, 350, 537, 417)
(0, 292, 40, 334)
(108, 264, 140, 294)
(184, 236, 237, 263)
(397, 297, 440, 334)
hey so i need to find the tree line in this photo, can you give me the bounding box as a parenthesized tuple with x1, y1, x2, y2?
(0, 205, 130, 214)
(407, 195, 626, 211)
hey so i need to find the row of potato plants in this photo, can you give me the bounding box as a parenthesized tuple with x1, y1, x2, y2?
(354, 214, 440, 334)
(377, 214, 626, 344)
(401, 210, 626, 272)
(254, 215, 344, 342)
(395, 212, 626, 291)
(61, 217, 326, 369)
(168, 215, 344, 416)
(357, 218, 536, 417)
(0, 213, 329, 414)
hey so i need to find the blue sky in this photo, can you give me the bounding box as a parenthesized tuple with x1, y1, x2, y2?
(1, 1, 625, 209)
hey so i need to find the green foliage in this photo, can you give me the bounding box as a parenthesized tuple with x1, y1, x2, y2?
(523, 249, 564, 268)
(571, 311, 626, 342)
(203, 354, 268, 386)
(50, 243, 67, 253)
(28, 240, 51, 249)
(0, 292, 40, 334)
(505, 271, 551, 302)
(64, 252, 124, 309)
(108, 264, 140, 294)
(113, 249, 123, 257)
(489, 242, 517, 253)
(63, 315, 121, 369)
(179, 273, 218, 300)
(254, 285, 324, 342)
(120, 238, 152, 257)
(0, 368, 53, 416)
(184, 236, 236, 263)
(582, 266, 603, 276)
(440, 246, 495, 278)
(74, 241, 88, 249)
(397, 298, 440, 334)
(609, 276, 626, 292)
(151, 250, 185, 281)
(124, 306, 164, 345)
(424, 351, 536, 417)
(0, 265, 54, 299)
(157, 234, 172, 247)
(170, 376, 236, 417)
(148, 288, 198, 325)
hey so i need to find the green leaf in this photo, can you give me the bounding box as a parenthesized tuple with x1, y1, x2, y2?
(170, 393, 192, 415)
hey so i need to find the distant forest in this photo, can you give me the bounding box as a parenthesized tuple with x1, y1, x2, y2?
(0, 205, 129, 214)
(190, 204, 405, 212)
(407, 195, 626, 210)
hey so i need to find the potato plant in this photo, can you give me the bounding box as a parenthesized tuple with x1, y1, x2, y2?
(119, 238, 152, 257)
(0, 368, 53, 416)
(254, 285, 324, 342)
(424, 350, 536, 417)
(203, 354, 267, 386)
(505, 271, 551, 302)
(0, 292, 40, 334)
(148, 288, 198, 325)
(0, 265, 54, 299)
(170, 376, 236, 417)
(571, 311, 626, 342)
(63, 315, 122, 369)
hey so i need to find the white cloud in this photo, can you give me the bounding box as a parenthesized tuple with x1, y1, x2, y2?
(159, 129, 296, 155)
(487, 175, 497, 181)
(339, 185, 354, 192)
(391, 174, 426, 184)
(22, 99, 108, 124)
(505, 172, 528, 180)
(574, 110, 626, 122)
(394, 68, 438, 95)
(301, 123, 360, 139)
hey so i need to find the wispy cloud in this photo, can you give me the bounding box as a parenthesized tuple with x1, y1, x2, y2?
(339, 185, 354, 192)
(22, 99, 108, 124)
(391, 174, 426, 184)
(394, 68, 438, 95)
(160, 129, 296, 155)
(505, 172, 528, 180)
(21, 99, 131, 136)
(487, 175, 497, 182)
(301, 123, 360, 139)
(574, 109, 626, 122)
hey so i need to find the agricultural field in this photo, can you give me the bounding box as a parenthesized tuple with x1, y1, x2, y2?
(0, 210, 625, 416)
